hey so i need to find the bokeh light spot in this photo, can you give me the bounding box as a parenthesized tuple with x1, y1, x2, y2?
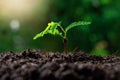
(10, 19, 20, 31)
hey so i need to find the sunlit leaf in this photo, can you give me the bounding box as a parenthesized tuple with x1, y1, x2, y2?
(49, 22, 58, 33)
(65, 21, 91, 32)
(33, 21, 62, 40)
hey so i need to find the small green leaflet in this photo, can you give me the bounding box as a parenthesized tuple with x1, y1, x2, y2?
(65, 21, 91, 32)
(33, 22, 62, 40)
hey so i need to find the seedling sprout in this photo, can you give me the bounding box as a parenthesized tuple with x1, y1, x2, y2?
(33, 21, 91, 54)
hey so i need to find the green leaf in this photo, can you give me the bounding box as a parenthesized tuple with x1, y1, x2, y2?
(33, 30, 48, 40)
(65, 21, 91, 32)
(33, 21, 63, 40)
(49, 22, 58, 33)
(48, 29, 62, 35)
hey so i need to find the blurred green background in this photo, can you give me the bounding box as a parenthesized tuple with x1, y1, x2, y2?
(0, 0, 120, 56)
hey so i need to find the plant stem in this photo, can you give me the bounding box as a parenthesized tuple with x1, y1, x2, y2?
(58, 24, 66, 34)
(58, 24, 68, 54)
(64, 38, 67, 54)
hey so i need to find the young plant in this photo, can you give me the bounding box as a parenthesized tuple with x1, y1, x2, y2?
(33, 21, 91, 54)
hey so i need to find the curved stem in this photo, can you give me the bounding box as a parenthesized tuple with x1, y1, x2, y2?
(58, 24, 66, 33)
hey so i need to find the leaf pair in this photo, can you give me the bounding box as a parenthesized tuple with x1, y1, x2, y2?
(33, 21, 91, 40)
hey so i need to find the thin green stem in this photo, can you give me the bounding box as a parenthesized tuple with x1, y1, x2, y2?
(58, 24, 66, 33)
(64, 32, 67, 39)
(58, 24, 66, 38)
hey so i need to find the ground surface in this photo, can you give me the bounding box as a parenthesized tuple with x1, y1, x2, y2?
(0, 49, 120, 80)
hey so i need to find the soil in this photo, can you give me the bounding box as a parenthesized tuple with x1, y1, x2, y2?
(0, 49, 120, 80)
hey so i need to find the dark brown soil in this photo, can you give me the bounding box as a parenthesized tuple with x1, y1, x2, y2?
(0, 49, 120, 80)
